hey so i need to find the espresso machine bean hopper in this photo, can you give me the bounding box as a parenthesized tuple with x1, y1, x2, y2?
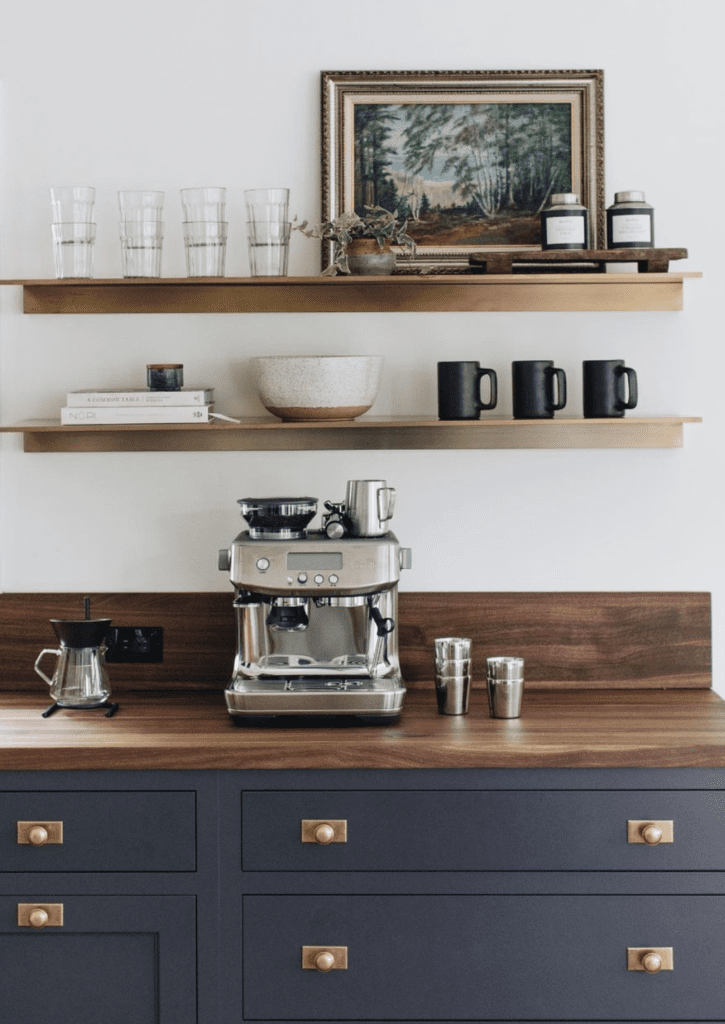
(218, 484, 412, 721)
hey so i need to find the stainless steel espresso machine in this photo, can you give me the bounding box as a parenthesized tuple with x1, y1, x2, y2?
(218, 481, 411, 721)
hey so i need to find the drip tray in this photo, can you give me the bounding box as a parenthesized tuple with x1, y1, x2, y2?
(225, 676, 405, 717)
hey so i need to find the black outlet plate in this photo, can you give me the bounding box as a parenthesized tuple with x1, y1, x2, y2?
(105, 626, 163, 663)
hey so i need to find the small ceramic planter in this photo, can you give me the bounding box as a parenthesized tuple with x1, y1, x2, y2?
(345, 238, 396, 276)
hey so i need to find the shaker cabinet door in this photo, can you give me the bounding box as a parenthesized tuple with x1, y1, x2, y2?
(243, 894, 724, 1021)
(0, 894, 196, 1024)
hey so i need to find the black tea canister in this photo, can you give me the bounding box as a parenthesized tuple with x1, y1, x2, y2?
(540, 193, 589, 250)
(606, 190, 655, 248)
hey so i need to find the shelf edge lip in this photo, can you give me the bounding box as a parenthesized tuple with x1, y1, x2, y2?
(0, 272, 703, 286)
(0, 416, 703, 433)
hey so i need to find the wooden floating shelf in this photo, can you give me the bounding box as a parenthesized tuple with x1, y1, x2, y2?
(0, 417, 701, 453)
(0, 273, 701, 314)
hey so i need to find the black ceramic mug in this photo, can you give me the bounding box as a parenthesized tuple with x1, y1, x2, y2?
(583, 360, 638, 418)
(438, 361, 498, 420)
(512, 361, 567, 419)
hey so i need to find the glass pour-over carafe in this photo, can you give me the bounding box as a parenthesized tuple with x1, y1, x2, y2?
(35, 618, 112, 709)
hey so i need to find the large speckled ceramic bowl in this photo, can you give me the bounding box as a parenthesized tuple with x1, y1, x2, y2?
(250, 355, 384, 422)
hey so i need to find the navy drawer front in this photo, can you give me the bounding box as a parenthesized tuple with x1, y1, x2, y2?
(1, 791, 196, 871)
(241, 790, 725, 871)
(243, 893, 724, 1021)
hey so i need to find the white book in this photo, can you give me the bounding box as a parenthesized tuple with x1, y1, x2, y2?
(61, 404, 215, 425)
(66, 387, 214, 407)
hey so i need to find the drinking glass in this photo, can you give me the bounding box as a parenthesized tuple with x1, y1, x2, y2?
(183, 221, 228, 277)
(51, 223, 96, 278)
(50, 186, 95, 224)
(244, 188, 289, 225)
(120, 221, 163, 277)
(247, 220, 291, 276)
(118, 190, 164, 222)
(181, 187, 226, 222)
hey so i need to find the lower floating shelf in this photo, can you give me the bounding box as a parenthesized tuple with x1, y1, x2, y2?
(0, 416, 701, 453)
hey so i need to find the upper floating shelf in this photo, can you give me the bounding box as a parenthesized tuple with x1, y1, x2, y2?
(0, 273, 701, 314)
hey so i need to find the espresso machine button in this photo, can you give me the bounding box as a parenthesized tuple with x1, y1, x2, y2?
(329, 574, 339, 585)
(314, 574, 324, 585)
(256, 557, 271, 572)
(297, 573, 308, 584)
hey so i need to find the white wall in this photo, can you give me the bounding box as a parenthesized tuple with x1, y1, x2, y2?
(1, 1, 721, 687)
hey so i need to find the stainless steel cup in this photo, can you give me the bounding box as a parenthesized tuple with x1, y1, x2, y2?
(435, 637, 471, 715)
(486, 656, 524, 718)
(345, 479, 396, 537)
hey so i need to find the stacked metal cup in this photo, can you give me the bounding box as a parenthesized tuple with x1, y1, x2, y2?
(244, 188, 291, 276)
(434, 637, 472, 715)
(50, 187, 96, 279)
(118, 191, 164, 277)
(181, 188, 228, 277)
(486, 657, 525, 718)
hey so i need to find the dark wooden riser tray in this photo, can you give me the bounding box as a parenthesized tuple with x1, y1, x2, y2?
(469, 247, 688, 274)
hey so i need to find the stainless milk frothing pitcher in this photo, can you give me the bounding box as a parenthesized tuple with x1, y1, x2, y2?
(345, 479, 396, 537)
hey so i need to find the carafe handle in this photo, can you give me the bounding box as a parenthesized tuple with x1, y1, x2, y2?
(34, 649, 61, 688)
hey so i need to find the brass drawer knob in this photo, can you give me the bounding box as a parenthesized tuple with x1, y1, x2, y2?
(627, 820, 673, 844)
(301, 946, 348, 971)
(17, 903, 64, 929)
(641, 824, 663, 845)
(301, 819, 348, 844)
(315, 951, 336, 972)
(29, 908, 48, 929)
(17, 821, 64, 846)
(627, 947, 673, 972)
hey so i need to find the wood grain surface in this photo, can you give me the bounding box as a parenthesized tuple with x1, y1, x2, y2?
(0, 592, 710, 691)
(0, 689, 723, 770)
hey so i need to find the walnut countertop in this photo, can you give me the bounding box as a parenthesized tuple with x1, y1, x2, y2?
(0, 688, 723, 771)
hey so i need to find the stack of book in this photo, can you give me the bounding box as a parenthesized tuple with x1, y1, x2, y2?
(61, 387, 215, 425)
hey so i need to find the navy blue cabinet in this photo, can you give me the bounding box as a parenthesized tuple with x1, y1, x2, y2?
(2, 767, 725, 1024)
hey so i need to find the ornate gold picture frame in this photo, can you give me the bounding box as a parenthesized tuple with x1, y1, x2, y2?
(321, 69, 604, 271)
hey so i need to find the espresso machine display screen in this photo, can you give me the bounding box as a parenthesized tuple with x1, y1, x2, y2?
(287, 552, 343, 571)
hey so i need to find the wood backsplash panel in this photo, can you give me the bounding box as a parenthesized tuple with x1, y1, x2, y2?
(0, 591, 711, 691)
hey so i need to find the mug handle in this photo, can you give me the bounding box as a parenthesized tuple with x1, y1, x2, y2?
(619, 367, 638, 410)
(550, 368, 567, 411)
(377, 487, 396, 523)
(34, 648, 61, 688)
(476, 368, 498, 411)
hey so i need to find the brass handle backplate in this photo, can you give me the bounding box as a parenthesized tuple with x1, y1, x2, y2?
(301, 946, 348, 971)
(627, 947, 673, 972)
(301, 820, 348, 844)
(17, 821, 64, 846)
(627, 820, 673, 845)
(17, 903, 64, 928)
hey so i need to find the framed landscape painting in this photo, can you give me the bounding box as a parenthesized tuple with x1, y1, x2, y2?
(321, 70, 604, 271)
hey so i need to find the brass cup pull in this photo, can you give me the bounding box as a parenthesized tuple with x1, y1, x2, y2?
(301, 946, 348, 971)
(301, 819, 348, 844)
(17, 903, 64, 929)
(627, 947, 673, 972)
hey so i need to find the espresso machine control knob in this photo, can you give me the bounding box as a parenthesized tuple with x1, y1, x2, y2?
(218, 549, 231, 572)
(256, 557, 271, 572)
